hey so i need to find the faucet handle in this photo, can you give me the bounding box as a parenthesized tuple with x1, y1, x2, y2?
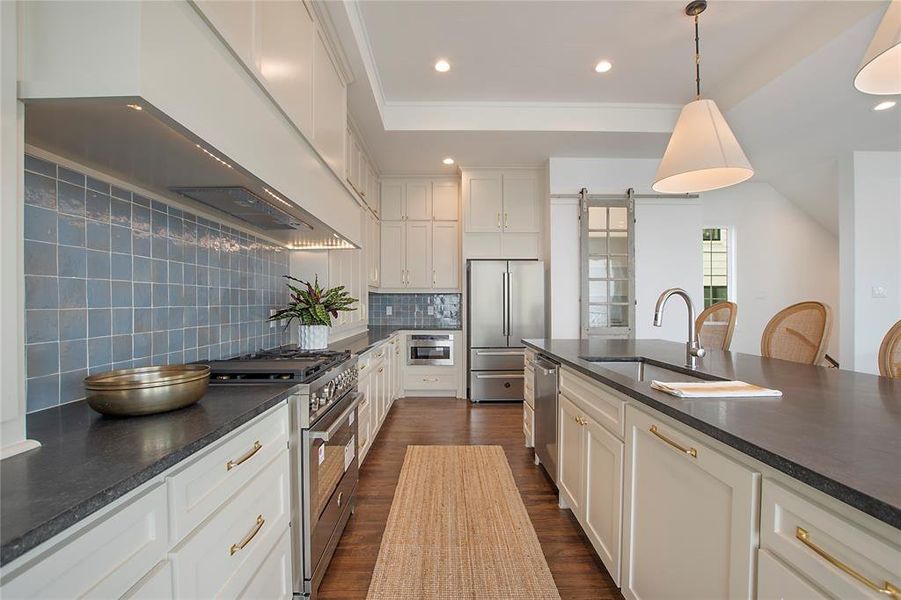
(691, 346, 707, 358)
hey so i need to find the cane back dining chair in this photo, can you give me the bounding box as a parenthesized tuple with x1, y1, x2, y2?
(878, 319, 901, 378)
(761, 301, 833, 365)
(695, 301, 738, 351)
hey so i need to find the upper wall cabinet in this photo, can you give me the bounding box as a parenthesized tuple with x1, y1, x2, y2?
(462, 168, 543, 259)
(256, 1, 316, 140)
(312, 30, 346, 177)
(464, 170, 539, 233)
(345, 125, 379, 216)
(381, 179, 459, 222)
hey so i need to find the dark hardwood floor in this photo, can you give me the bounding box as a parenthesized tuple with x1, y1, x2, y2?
(318, 397, 623, 600)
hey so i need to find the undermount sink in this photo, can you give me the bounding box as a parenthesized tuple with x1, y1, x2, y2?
(580, 358, 717, 383)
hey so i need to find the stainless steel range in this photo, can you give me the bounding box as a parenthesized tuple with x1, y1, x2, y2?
(203, 346, 360, 599)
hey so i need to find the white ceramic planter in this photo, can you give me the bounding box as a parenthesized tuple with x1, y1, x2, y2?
(297, 325, 330, 351)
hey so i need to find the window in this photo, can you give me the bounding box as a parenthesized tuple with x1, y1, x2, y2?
(582, 198, 634, 337)
(702, 227, 730, 308)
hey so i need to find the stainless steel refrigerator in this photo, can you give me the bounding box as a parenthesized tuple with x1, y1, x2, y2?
(467, 260, 545, 402)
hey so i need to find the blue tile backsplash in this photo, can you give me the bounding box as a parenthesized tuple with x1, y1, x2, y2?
(368, 292, 461, 328)
(23, 154, 290, 413)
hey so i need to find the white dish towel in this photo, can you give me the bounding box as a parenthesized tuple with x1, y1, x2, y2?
(650, 380, 783, 398)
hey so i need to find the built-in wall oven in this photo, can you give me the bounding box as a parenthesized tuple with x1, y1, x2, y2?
(408, 333, 455, 366)
(301, 389, 361, 598)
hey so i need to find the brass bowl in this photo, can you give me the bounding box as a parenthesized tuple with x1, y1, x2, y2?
(84, 365, 211, 417)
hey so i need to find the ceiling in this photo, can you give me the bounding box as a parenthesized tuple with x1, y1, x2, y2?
(325, 0, 899, 233)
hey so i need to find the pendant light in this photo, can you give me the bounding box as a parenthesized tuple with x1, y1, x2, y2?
(653, 1, 754, 194)
(854, 0, 901, 95)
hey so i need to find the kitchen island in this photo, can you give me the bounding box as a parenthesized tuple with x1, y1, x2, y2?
(524, 338, 900, 528)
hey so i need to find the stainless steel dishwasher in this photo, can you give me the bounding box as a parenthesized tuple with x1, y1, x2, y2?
(533, 356, 559, 485)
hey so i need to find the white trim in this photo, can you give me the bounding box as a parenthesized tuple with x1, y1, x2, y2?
(0, 439, 40, 460)
(342, 0, 387, 123)
(306, 0, 354, 87)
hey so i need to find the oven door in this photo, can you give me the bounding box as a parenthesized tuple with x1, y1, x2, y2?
(302, 390, 360, 586)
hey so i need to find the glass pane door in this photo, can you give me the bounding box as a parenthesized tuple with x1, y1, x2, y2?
(581, 197, 634, 337)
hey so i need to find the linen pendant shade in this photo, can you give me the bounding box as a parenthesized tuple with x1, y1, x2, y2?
(854, 0, 901, 95)
(653, 98, 754, 193)
(653, 0, 754, 194)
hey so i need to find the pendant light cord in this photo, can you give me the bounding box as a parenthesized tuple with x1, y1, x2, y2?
(694, 14, 701, 100)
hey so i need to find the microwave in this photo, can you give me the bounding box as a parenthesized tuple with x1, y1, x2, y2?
(408, 334, 454, 366)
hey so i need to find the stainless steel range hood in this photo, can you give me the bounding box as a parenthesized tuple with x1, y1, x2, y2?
(24, 98, 355, 249)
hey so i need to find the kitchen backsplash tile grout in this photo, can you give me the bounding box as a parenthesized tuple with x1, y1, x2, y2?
(22, 154, 290, 413)
(368, 292, 461, 328)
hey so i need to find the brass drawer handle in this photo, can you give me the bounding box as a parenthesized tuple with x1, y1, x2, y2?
(649, 425, 697, 458)
(422, 377, 439, 382)
(504, 212, 509, 228)
(496, 212, 501, 229)
(378, 367, 384, 373)
(360, 399, 369, 408)
(796, 527, 899, 598)
(230, 515, 265, 555)
(226, 441, 262, 471)
(337, 491, 344, 507)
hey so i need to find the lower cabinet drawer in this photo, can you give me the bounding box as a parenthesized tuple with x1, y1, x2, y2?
(760, 479, 901, 600)
(405, 372, 457, 390)
(123, 560, 173, 599)
(757, 549, 828, 600)
(170, 451, 291, 599)
(523, 402, 534, 448)
(358, 398, 372, 462)
(167, 403, 289, 543)
(2, 484, 168, 599)
(470, 371, 524, 401)
(232, 529, 292, 599)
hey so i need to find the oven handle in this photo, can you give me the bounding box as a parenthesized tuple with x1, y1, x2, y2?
(311, 393, 361, 442)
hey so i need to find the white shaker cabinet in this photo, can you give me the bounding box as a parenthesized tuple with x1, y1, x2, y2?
(432, 180, 459, 221)
(583, 416, 624, 586)
(192, 0, 255, 66)
(366, 211, 380, 288)
(558, 393, 585, 516)
(464, 171, 504, 232)
(622, 405, 759, 600)
(255, 0, 315, 140)
(757, 549, 828, 600)
(312, 30, 346, 177)
(380, 221, 406, 288)
(380, 181, 404, 221)
(431, 221, 459, 289)
(404, 181, 432, 221)
(501, 170, 540, 232)
(404, 221, 432, 288)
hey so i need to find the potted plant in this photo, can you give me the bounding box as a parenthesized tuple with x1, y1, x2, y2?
(269, 275, 358, 350)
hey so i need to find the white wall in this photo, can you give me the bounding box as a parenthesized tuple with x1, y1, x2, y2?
(548, 158, 703, 343)
(839, 151, 901, 373)
(703, 182, 840, 358)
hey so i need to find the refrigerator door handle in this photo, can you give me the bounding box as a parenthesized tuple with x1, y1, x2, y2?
(502, 271, 510, 336)
(506, 270, 513, 337)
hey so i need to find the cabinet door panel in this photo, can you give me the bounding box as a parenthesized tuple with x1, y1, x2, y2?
(380, 222, 405, 288)
(372, 216, 381, 286)
(431, 222, 458, 289)
(558, 393, 584, 517)
(381, 182, 404, 221)
(502, 172, 539, 233)
(584, 418, 624, 586)
(623, 406, 758, 600)
(405, 221, 432, 288)
(312, 31, 346, 175)
(405, 181, 432, 220)
(432, 181, 459, 221)
(256, 1, 315, 139)
(465, 173, 503, 232)
(757, 549, 828, 600)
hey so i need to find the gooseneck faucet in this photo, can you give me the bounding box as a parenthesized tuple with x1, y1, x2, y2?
(653, 288, 706, 369)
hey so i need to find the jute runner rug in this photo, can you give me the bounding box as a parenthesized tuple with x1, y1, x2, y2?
(366, 445, 561, 599)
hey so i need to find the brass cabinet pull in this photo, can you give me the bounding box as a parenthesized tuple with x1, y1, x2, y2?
(337, 491, 344, 507)
(378, 367, 384, 373)
(796, 527, 899, 598)
(649, 425, 697, 458)
(226, 441, 262, 471)
(230, 515, 265, 555)
(423, 377, 439, 382)
(496, 212, 501, 229)
(504, 213, 509, 228)
(433, 270, 437, 286)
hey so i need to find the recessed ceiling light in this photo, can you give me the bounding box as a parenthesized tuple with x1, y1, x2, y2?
(594, 60, 613, 73)
(442, 157, 455, 165)
(873, 100, 897, 111)
(434, 59, 451, 73)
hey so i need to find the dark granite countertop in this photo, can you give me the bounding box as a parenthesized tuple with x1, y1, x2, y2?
(330, 325, 461, 356)
(0, 383, 297, 566)
(523, 338, 901, 530)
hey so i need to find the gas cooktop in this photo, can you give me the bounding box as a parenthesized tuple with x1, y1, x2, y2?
(202, 346, 351, 383)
